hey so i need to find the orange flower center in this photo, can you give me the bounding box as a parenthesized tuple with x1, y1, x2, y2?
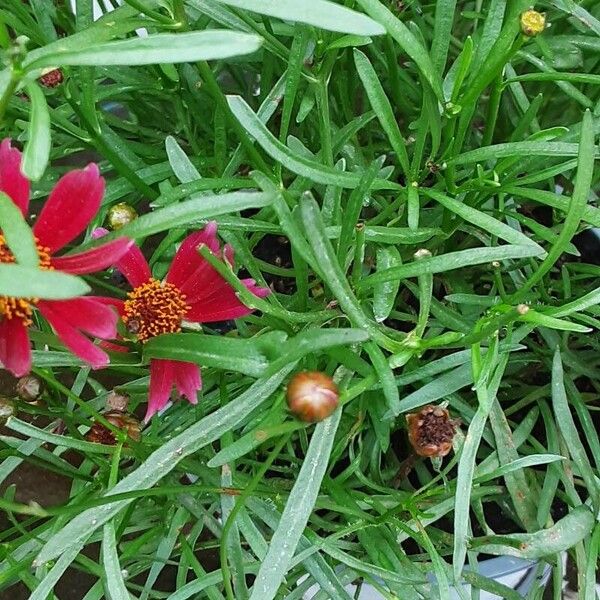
(0, 234, 52, 325)
(123, 278, 189, 342)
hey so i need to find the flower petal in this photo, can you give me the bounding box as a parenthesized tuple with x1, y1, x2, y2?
(146, 359, 176, 421)
(93, 228, 151, 288)
(38, 297, 118, 339)
(51, 238, 133, 275)
(0, 139, 30, 215)
(34, 164, 105, 253)
(38, 304, 110, 369)
(172, 361, 202, 405)
(186, 279, 269, 323)
(166, 222, 220, 290)
(0, 318, 31, 377)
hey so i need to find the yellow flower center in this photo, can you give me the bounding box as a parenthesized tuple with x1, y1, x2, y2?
(123, 278, 189, 342)
(0, 234, 52, 325)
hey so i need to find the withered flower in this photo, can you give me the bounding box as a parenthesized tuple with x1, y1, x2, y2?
(406, 405, 459, 458)
(39, 68, 64, 88)
(86, 411, 141, 445)
(520, 10, 546, 37)
(16, 374, 43, 402)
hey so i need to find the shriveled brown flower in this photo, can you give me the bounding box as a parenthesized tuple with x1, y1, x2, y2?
(406, 405, 459, 458)
(16, 374, 43, 402)
(287, 371, 339, 422)
(86, 411, 141, 445)
(39, 68, 64, 88)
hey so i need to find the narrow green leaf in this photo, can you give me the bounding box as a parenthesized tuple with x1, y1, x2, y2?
(34, 366, 295, 565)
(0, 264, 90, 299)
(519, 310, 591, 333)
(215, 0, 385, 36)
(22, 82, 50, 182)
(0, 192, 37, 266)
(248, 408, 342, 600)
(102, 523, 133, 600)
(358, 244, 543, 288)
(431, 0, 457, 74)
(373, 246, 401, 322)
(165, 136, 202, 184)
(26, 31, 263, 69)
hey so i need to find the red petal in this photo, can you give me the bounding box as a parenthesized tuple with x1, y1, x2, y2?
(38, 304, 110, 369)
(186, 279, 268, 323)
(173, 361, 202, 405)
(34, 164, 105, 253)
(0, 318, 31, 377)
(93, 296, 125, 316)
(146, 359, 176, 421)
(166, 222, 219, 290)
(38, 298, 118, 339)
(0, 139, 30, 215)
(93, 228, 150, 288)
(51, 238, 133, 275)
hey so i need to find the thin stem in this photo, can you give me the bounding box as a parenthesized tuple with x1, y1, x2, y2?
(0, 69, 19, 127)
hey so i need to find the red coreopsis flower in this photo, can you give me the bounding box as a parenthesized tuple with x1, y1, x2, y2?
(96, 222, 270, 421)
(0, 139, 133, 376)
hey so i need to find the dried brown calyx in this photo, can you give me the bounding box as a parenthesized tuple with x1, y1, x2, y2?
(406, 405, 459, 458)
(86, 411, 141, 445)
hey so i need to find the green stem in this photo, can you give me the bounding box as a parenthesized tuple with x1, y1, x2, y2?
(220, 433, 290, 600)
(0, 69, 19, 127)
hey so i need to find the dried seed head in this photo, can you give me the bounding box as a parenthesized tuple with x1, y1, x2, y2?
(39, 68, 64, 88)
(406, 405, 459, 458)
(517, 303, 530, 315)
(107, 202, 138, 230)
(16, 374, 43, 402)
(85, 411, 141, 445)
(520, 9, 546, 37)
(0, 396, 16, 424)
(287, 371, 339, 422)
(106, 390, 130, 412)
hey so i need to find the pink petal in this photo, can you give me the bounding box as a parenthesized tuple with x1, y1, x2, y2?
(93, 296, 125, 316)
(38, 304, 110, 369)
(166, 222, 219, 290)
(146, 359, 176, 421)
(34, 164, 105, 253)
(51, 238, 133, 275)
(38, 298, 118, 339)
(173, 361, 202, 405)
(0, 139, 30, 215)
(186, 279, 268, 323)
(0, 318, 31, 377)
(93, 227, 150, 288)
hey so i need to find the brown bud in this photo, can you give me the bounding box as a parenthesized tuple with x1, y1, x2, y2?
(107, 202, 138, 230)
(106, 390, 129, 413)
(406, 405, 459, 458)
(85, 411, 141, 445)
(287, 371, 339, 422)
(16, 374, 43, 402)
(0, 396, 16, 424)
(39, 68, 64, 88)
(520, 10, 546, 37)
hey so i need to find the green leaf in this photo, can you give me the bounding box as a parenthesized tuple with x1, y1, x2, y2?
(0, 192, 37, 266)
(102, 523, 132, 600)
(165, 135, 202, 184)
(26, 31, 263, 69)
(358, 244, 543, 288)
(21, 82, 50, 182)
(519, 310, 591, 333)
(0, 264, 90, 299)
(143, 334, 270, 377)
(215, 0, 385, 36)
(355, 0, 444, 102)
(431, 0, 457, 74)
(353, 49, 411, 178)
(227, 96, 399, 190)
(373, 246, 402, 322)
(422, 189, 543, 252)
(33, 366, 295, 566)
(248, 408, 342, 600)
(472, 505, 595, 559)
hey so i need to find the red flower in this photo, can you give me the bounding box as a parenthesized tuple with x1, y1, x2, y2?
(0, 139, 133, 376)
(96, 222, 270, 421)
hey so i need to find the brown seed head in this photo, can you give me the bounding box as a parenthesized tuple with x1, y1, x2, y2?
(86, 411, 141, 445)
(406, 405, 458, 458)
(16, 374, 43, 402)
(287, 371, 339, 422)
(39, 68, 64, 88)
(0, 396, 16, 424)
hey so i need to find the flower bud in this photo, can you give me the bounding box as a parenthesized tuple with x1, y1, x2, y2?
(16, 374, 43, 403)
(107, 202, 138, 230)
(38, 68, 64, 88)
(287, 371, 339, 422)
(106, 390, 130, 413)
(86, 411, 141, 445)
(0, 396, 16, 424)
(520, 10, 546, 37)
(406, 405, 459, 458)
